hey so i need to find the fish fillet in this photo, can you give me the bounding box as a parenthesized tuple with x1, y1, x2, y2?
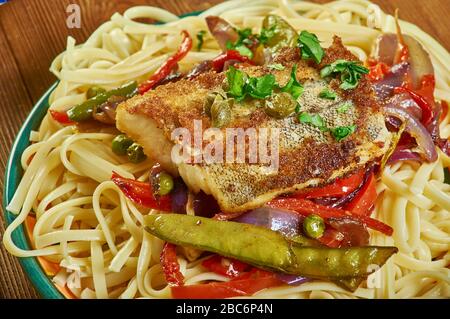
(116, 37, 391, 213)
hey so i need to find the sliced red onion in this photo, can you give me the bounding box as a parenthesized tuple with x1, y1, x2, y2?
(387, 148, 422, 164)
(233, 207, 304, 239)
(171, 178, 188, 214)
(384, 105, 438, 162)
(275, 273, 310, 286)
(328, 218, 369, 247)
(387, 93, 422, 120)
(372, 62, 409, 101)
(205, 16, 239, 51)
(186, 60, 213, 79)
(193, 191, 221, 218)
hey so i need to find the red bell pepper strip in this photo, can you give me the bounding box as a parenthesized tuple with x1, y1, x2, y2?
(294, 170, 365, 199)
(267, 197, 393, 236)
(161, 243, 184, 286)
(138, 30, 193, 95)
(171, 269, 282, 299)
(317, 228, 344, 248)
(111, 171, 171, 211)
(211, 50, 253, 72)
(441, 101, 448, 123)
(367, 59, 391, 82)
(49, 110, 74, 125)
(202, 255, 251, 278)
(394, 86, 434, 126)
(344, 173, 377, 216)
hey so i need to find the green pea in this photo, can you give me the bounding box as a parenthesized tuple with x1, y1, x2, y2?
(264, 92, 297, 118)
(127, 143, 147, 163)
(86, 86, 106, 99)
(303, 214, 325, 239)
(157, 172, 174, 196)
(112, 134, 133, 156)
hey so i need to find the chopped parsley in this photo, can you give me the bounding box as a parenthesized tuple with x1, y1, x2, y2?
(320, 59, 369, 90)
(267, 63, 285, 71)
(259, 25, 276, 44)
(299, 112, 356, 140)
(319, 89, 337, 100)
(337, 102, 352, 113)
(226, 66, 275, 101)
(298, 112, 327, 131)
(330, 125, 357, 141)
(247, 74, 277, 99)
(226, 65, 303, 101)
(298, 31, 324, 64)
(196, 30, 206, 51)
(226, 28, 255, 58)
(279, 64, 304, 100)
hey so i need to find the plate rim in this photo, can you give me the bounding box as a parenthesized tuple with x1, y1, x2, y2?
(2, 10, 202, 299)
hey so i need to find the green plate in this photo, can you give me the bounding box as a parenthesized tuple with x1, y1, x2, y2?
(3, 10, 202, 299)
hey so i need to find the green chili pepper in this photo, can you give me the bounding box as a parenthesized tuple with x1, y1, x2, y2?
(86, 86, 106, 99)
(112, 134, 134, 156)
(144, 214, 398, 288)
(67, 81, 137, 122)
(127, 142, 147, 163)
(261, 15, 298, 53)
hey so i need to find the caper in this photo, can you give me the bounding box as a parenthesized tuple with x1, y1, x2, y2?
(127, 143, 147, 163)
(86, 86, 106, 99)
(303, 214, 325, 239)
(112, 134, 134, 156)
(204, 90, 227, 116)
(157, 172, 174, 196)
(210, 97, 232, 128)
(264, 92, 297, 118)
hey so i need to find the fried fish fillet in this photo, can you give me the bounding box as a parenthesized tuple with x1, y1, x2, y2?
(116, 37, 391, 213)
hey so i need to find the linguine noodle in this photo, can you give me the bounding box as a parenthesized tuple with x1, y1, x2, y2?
(3, 0, 450, 299)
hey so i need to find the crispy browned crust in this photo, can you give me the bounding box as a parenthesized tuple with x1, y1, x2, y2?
(117, 36, 391, 212)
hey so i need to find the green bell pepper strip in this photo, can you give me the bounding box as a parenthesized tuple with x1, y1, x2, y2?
(145, 214, 397, 284)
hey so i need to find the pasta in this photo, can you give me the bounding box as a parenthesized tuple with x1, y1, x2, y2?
(3, 0, 450, 299)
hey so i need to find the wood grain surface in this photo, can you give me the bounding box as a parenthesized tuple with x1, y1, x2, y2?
(0, 0, 448, 299)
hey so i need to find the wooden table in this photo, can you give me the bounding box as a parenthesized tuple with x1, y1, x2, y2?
(0, 0, 448, 299)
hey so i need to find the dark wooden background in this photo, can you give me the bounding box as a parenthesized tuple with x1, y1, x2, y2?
(0, 0, 449, 299)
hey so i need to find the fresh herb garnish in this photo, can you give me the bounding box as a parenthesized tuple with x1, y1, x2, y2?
(196, 30, 206, 51)
(247, 74, 277, 99)
(299, 112, 356, 140)
(226, 66, 247, 100)
(298, 112, 327, 131)
(320, 59, 369, 90)
(226, 28, 255, 58)
(225, 66, 275, 101)
(319, 89, 337, 100)
(226, 65, 303, 101)
(259, 25, 276, 44)
(280, 64, 304, 100)
(267, 63, 285, 70)
(298, 30, 324, 64)
(337, 102, 352, 113)
(330, 125, 357, 141)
